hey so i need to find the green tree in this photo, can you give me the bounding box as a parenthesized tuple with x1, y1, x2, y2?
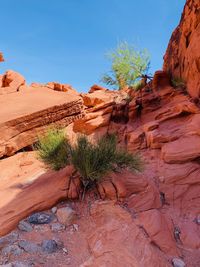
(101, 42, 150, 90)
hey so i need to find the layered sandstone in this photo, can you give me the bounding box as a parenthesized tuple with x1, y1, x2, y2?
(0, 85, 84, 158)
(163, 0, 200, 98)
(1, 1, 200, 262)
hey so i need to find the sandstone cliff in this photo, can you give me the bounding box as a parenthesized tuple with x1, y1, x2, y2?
(163, 0, 200, 98)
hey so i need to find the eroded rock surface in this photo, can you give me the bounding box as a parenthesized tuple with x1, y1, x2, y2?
(163, 0, 200, 98)
(1, 2, 200, 263)
(0, 86, 84, 158)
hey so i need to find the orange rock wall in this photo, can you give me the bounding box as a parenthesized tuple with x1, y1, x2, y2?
(163, 0, 200, 98)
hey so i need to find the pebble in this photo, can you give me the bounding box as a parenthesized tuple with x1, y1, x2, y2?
(56, 207, 77, 226)
(28, 212, 53, 225)
(73, 224, 79, 231)
(0, 263, 29, 267)
(172, 258, 186, 267)
(62, 247, 68, 254)
(34, 225, 48, 232)
(18, 221, 33, 232)
(2, 245, 23, 256)
(195, 215, 200, 225)
(51, 207, 57, 214)
(18, 240, 40, 254)
(41, 240, 58, 254)
(0, 232, 19, 249)
(51, 223, 66, 232)
(12, 263, 29, 267)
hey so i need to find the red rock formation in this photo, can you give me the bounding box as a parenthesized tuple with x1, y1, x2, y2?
(0, 70, 25, 94)
(0, 52, 4, 62)
(0, 86, 84, 157)
(1, 3, 200, 261)
(81, 202, 171, 267)
(0, 152, 81, 236)
(163, 0, 200, 98)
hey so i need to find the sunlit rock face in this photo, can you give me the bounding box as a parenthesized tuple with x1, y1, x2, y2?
(0, 52, 4, 62)
(163, 0, 200, 98)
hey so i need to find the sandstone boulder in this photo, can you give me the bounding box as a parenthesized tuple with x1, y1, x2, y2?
(88, 84, 107, 93)
(0, 70, 25, 94)
(0, 152, 81, 237)
(82, 86, 127, 107)
(0, 86, 84, 157)
(152, 70, 171, 91)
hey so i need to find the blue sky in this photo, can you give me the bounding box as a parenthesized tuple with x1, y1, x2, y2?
(0, 0, 185, 92)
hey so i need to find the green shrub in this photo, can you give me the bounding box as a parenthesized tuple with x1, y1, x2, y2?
(171, 77, 186, 88)
(36, 128, 70, 171)
(36, 130, 143, 198)
(101, 41, 150, 90)
(132, 80, 144, 91)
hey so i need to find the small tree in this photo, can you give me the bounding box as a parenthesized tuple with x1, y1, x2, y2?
(36, 129, 143, 199)
(101, 42, 151, 90)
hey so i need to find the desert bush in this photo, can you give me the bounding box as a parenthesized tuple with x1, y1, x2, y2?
(37, 129, 143, 198)
(101, 41, 151, 90)
(171, 77, 186, 89)
(36, 128, 70, 171)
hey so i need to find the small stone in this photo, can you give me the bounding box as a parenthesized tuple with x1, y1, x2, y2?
(56, 207, 77, 226)
(41, 240, 58, 254)
(0, 232, 19, 249)
(73, 224, 79, 231)
(51, 207, 57, 214)
(158, 176, 165, 182)
(18, 221, 33, 232)
(62, 247, 68, 254)
(18, 240, 40, 254)
(12, 263, 29, 267)
(2, 245, 23, 256)
(172, 258, 186, 267)
(195, 215, 200, 225)
(52, 238, 64, 249)
(28, 212, 53, 225)
(51, 223, 65, 232)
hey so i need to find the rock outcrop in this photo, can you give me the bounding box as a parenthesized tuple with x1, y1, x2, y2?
(0, 152, 81, 236)
(163, 0, 200, 98)
(0, 52, 4, 62)
(1, 2, 200, 264)
(0, 70, 25, 94)
(81, 202, 170, 267)
(31, 81, 78, 94)
(0, 85, 84, 158)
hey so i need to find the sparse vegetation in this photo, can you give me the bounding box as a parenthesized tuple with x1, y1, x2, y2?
(37, 129, 143, 198)
(101, 42, 151, 90)
(132, 80, 145, 91)
(36, 128, 70, 171)
(171, 76, 186, 89)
